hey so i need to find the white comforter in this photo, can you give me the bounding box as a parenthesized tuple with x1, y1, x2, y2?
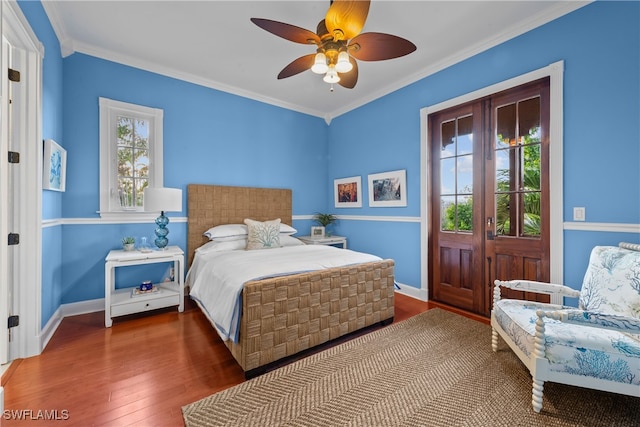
(186, 245, 382, 342)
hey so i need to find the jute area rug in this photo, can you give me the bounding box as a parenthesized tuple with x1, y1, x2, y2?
(182, 308, 640, 426)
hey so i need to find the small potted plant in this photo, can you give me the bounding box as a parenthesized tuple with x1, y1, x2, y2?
(313, 213, 338, 236)
(122, 236, 136, 251)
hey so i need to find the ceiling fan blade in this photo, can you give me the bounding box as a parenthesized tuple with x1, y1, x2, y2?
(348, 32, 416, 61)
(338, 58, 358, 89)
(251, 18, 320, 45)
(325, 0, 370, 41)
(277, 54, 316, 79)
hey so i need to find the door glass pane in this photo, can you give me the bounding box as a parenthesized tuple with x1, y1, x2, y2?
(494, 95, 542, 238)
(522, 143, 540, 191)
(523, 191, 541, 237)
(495, 149, 511, 190)
(496, 193, 511, 236)
(440, 158, 455, 194)
(457, 155, 473, 194)
(518, 97, 540, 145)
(439, 114, 474, 233)
(440, 195, 455, 231)
(496, 103, 516, 148)
(441, 120, 455, 154)
(457, 195, 473, 232)
(457, 115, 473, 155)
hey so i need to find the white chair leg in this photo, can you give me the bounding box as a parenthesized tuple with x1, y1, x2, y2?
(491, 328, 499, 352)
(532, 378, 544, 413)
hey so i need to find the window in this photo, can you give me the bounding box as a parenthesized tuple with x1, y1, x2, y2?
(99, 98, 163, 219)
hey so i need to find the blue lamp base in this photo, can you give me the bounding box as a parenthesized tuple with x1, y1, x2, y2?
(154, 211, 170, 250)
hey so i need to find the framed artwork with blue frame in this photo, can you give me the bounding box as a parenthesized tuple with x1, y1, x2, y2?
(43, 139, 66, 192)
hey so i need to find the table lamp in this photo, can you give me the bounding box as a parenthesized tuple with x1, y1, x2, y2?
(143, 187, 182, 250)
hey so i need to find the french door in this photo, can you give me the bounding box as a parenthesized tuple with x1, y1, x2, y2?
(429, 78, 550, 316)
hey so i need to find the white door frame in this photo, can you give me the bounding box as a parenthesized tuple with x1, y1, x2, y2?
(1, 0, 43, 360)
(420, 61, 564, 297)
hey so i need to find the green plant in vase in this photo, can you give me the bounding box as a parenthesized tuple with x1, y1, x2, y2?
(122, 236, 135, 251)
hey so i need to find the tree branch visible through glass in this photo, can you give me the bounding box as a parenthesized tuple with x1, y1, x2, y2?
(117, 116, 150, 208)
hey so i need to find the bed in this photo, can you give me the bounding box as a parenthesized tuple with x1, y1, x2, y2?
(186, 184, 395, 377)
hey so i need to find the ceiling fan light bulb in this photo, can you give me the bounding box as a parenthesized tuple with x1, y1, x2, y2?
(323, 66, 340, 84)
(311, 52, 328, 74)
(335, 51, 353, 73)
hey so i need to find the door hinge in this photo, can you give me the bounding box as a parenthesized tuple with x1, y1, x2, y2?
(8, 68, 21, 82)
(8, 315, 19, 328)
(8, 233, 19, 245)
(8, 151, 19, 163)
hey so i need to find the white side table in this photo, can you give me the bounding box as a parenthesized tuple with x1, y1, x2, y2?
(104, 246, 184, 327)
(297, 235, 347, 249)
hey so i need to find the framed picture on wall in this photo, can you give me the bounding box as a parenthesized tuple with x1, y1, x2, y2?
(334, 176, 362, 208)
(368, 169, 407, 207)
(43, 139, 67, 192)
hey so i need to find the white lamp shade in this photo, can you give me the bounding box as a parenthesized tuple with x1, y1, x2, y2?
(335, 51, 353, 73)
(144, 187, 182, 213)
(311, 52, 328, 74)
(323, 66, 340, 83)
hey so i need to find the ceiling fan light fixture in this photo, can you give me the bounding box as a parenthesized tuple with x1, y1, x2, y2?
(311, 52, 329, 74)
(335, 51, 353, 73)
(323, 65, 340, 83)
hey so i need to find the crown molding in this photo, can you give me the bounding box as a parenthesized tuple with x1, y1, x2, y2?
(40, 1, 590, 122)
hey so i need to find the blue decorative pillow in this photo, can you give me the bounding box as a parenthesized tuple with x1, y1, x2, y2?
(244, 218, 281, 250)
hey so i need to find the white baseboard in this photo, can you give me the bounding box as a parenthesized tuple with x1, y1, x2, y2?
(40, 298, 105, 352)
(394, 282, 428, 301)
(60, 298, 104, 318)
(40, 307, 63, 352)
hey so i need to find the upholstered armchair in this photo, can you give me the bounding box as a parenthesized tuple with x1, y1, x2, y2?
(491, 243, 640, 413)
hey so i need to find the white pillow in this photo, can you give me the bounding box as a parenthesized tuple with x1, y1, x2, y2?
(196, 239, 247, 254)
(203, 224, 246, 240)
(280, 223, 297, 235)
(279, 235, 304, 247)
(204, 222, 297, 240)
(245, 218, 281, 250)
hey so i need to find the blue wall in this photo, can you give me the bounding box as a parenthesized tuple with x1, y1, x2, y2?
(20, 0, 640, 326)
(58, 54, 329, 306)
(328, 0, 640, 289)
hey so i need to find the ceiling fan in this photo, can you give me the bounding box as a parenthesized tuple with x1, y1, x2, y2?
(251, 0, 416, 90)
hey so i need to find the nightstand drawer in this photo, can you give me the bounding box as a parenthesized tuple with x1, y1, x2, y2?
(111, 292, 179, 317)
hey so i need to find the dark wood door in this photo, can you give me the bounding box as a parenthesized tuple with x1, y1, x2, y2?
(430, 101, 485, 314)
(484, 78, 551, 311)
(430, 78, 551, 316)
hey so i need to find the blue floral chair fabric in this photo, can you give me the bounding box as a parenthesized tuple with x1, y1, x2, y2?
(491, 243, 640, 413)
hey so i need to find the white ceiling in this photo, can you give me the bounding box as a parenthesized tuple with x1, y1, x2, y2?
(42, 1, 588, 121)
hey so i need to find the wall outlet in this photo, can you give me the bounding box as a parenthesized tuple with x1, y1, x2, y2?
(573, 207, 586, 221)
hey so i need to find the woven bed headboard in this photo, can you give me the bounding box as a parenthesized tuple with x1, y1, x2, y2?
(187, 184, 292, 266)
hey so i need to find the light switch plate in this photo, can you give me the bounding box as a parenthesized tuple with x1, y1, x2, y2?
(573, 207, 586, 221)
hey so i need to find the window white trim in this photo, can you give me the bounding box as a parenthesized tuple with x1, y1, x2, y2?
(99, 97, 163, 220)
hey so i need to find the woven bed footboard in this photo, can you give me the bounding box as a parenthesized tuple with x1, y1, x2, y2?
(224, 259, 395, 372)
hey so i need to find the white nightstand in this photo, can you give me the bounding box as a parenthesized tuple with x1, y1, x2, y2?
(104, 246, 184, 327)
(297, 235, 347, 249)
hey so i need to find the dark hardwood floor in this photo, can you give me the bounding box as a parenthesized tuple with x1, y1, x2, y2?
(1, 293, 487, 426)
